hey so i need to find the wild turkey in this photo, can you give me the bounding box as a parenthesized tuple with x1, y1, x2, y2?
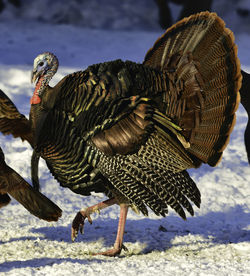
(1, 12, 241, 256)
(0, 146, 62, 220)
(239, 70, 250, 163)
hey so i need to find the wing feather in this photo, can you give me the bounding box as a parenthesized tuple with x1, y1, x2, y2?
(0, 89, 33, 145)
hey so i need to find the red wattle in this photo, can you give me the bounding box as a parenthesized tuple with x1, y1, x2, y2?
(30, 91, 41, 104)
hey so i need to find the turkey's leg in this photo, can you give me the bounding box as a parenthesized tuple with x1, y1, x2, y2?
(94, 203, 129, 257)
(71, 197, 118, 241)
(71, 199, 129, 257)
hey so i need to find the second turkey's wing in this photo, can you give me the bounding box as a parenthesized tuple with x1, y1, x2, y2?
(0, 89, 33, 145)
(0, 146, 62, 221)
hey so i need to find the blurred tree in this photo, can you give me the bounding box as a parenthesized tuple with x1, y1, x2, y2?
(154, 0, 173, 29)
(237, 7, 250, 18)
(155, 0, 213, 29)
(0, 0, 20, 13)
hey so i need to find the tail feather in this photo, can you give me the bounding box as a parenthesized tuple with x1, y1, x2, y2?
(143, 12, 241, 167)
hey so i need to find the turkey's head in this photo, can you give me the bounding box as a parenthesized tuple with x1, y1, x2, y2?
(31, 52, 58, 84)
(30, 52, 59, 105)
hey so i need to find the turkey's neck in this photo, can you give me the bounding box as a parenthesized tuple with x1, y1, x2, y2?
(30, 65, 57, 105)
(30, 76, 48, 105)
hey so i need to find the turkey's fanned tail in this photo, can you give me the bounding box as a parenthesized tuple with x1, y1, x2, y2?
(144, 11, 242, 166)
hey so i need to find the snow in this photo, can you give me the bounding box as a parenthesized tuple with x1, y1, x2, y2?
(0, 1, 250, 275)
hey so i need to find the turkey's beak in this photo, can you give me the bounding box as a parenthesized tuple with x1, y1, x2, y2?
(31, 70, 40, 84)
(31, 70, 37, 84)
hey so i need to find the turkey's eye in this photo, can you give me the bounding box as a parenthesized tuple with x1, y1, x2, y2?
(38, 62, 44, 66)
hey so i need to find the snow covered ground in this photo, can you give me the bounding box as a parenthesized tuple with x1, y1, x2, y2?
(0, 2, 250, 275)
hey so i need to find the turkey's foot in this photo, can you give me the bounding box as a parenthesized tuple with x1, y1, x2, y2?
(93, 244, 128, 257)
(71, 209, 92, 241)
(71, 201, 129, 258)
(71, 197, 118, 242)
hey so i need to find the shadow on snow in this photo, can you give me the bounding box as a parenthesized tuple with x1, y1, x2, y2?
(0, 204, 249, 272)
(0, 257, 112, 272)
